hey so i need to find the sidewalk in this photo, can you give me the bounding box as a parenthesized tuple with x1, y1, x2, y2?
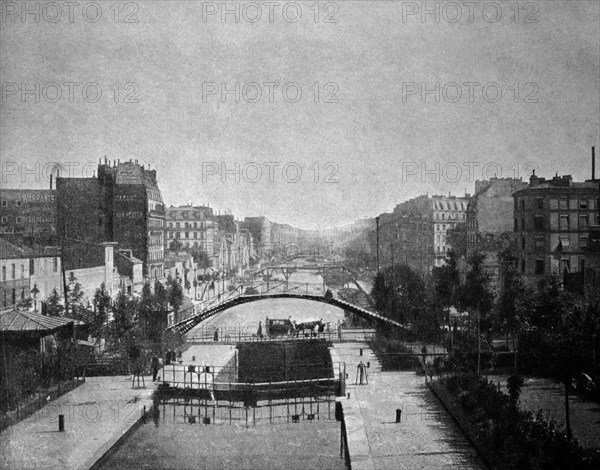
(1, 375, 155, 470)
(331, 342, 484, 470)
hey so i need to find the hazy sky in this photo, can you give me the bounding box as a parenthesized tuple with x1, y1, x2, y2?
(1, 1, 599, 230)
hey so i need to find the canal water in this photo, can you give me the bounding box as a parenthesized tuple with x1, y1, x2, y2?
(98, 400, 345, 470)
(99, 271, 347, 470)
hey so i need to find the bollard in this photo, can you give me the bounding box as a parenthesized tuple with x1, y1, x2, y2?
(58, 414, 65, 432)
(396, 409, 402, 423)
(359, 348, 363, 356)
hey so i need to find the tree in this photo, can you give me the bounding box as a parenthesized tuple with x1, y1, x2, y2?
(431, 251, 460, 349)
(16, 296, 33, 310)
(371, 271, 389, 313)
(169, 239, 183, 252)
(45, 288, 65, 317)
(496, 247, 534, 374)
(91, 283, 111, 341)
(66, 272, 87, 321)
(110, 290, 136, 344)
(458, 252, 494, 375)
(150, 280, 169, 341)
(168, 279, 184, 324)
(137, 282, 154, 340)
(190, 248, 211, 269)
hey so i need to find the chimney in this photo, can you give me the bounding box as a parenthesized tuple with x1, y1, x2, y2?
(593, 146, 596, 181)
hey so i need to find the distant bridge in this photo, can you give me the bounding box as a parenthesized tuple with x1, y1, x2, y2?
(167, 282, 403, 335)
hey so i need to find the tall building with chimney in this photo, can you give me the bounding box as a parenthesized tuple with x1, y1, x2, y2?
(56, 159, 166, 281)
(512, 169, 600, 292)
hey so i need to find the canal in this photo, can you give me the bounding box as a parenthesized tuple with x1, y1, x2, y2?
(98, 271, 348, 470)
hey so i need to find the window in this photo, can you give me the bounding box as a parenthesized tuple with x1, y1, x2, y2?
(559, 215, 569, 230)
(16, 217, 22, 224)
(1, 200, 6, 207)
(521, 217, 525, 231)
(29, 259, 34, 275)
(560, 259, 570, 273)
(521, 200, 525, 210)
(53, 258, 58, 273)
(514, 198, 518, 211)
(580, 236, 589, 248)
(176, 222, 180, 228)
(1, 216, 7, 223)
(20, 288, 24, 300)
(535, 259, 544, 275)
(514, 219, 518, 231)
(559, 235, 570, 248)
(536, 198, 543, 209)
(11, 264, 15, 279)
(11, 289, 16, 305)
(579, 214, 589, 229)
(185, 232, 189, 238)
(16, 200, 21, 207)
(534, 215, 544, 230)
(579, 199, 588, 209)
(2, 290, 6, 307)
(20, 264, 25, 279)
(522, 237, 526, 250)
(521, 259, 525, 273)
(559, 198, 568, 210)
(1, 266, 5, 281)
(535, 236, 544, 248)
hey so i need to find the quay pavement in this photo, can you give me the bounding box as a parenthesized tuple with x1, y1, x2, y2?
(331, 340, 485, 470)
(1, 375, 155, 470)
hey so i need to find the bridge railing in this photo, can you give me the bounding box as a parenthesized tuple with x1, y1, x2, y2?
(158, 361, 345, 390)
(187, 329, 341, 344)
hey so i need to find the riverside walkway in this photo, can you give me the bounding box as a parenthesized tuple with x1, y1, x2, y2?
(331, 341, 485, 470)
(1, 375, 155, 470)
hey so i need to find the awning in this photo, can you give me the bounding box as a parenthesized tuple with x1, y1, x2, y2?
(0, 309, 74, 333)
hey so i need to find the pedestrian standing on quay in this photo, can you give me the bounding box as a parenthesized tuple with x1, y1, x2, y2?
(151, 355, 159, 382)
(257, 321, 263, 340)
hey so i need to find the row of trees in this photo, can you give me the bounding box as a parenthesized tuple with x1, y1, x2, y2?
(44, 273, 185, 348)
(370, 249, 600, 380)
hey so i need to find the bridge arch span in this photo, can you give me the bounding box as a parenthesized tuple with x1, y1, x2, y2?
(168, 293, 403, 335)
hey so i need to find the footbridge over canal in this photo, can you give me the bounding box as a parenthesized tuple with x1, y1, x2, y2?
(167, 281, 404, 336)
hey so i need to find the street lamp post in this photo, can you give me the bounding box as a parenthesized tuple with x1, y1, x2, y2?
(30, 283, 39, 313)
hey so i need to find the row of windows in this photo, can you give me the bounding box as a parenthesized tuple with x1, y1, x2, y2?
(515, 197, 594, 211)
(520, 235, 589, 251)
(168, 221, 214, 229)
(1, 258, 58, 281)
(1, 200, 23, 207)
(515, 213, 597, 231)
(434, 212, 466, 221)
(170, 231, 211, 240)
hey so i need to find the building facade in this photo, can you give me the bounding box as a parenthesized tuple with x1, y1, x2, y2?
(57, 159, 166, 281)
(165, 205, 219, 267)
(0, 239, 62, 311)
(513, 172, 600, 289)
(371, 194, 469, 273)
(0, 189, 57, 241)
